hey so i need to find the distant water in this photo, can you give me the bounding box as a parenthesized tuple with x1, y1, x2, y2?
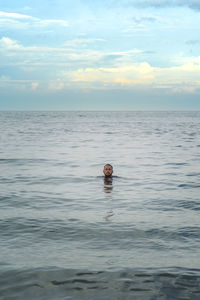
(0, 111, 200, 299)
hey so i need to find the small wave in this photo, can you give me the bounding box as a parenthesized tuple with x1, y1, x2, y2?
(178, 183, 200, 189)
(164, 162, 188, 166)
(1, 217, 197, 246)
(0, 158, 51, 165)
(186, 172, 200, 177)
(0, 267, 200, 300)
(175, 200, 200, 211)
(177, 227, 200, 239)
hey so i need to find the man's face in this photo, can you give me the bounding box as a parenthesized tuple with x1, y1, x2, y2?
(103, 165, 113, 177)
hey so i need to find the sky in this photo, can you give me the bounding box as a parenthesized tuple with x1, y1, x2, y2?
(0, 0, 200, 110)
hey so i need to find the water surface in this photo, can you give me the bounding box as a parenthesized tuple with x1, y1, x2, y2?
(0, 111, 200, 299)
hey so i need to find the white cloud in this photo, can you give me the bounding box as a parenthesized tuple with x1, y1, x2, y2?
(48, 80, 66, 90)
(0, 10, 68, 29)
(0, 11, 36, 20)
(64, 38, 105, 47)
(1, 37, 200, 95)
(38, 19, 68, 27)
(0, 77, 39, 90)
(0, 37, 23, 50)
(1, 58, 200, 94)
(0, 37, 65, 54)
(69, 58, 200, 93)
(0, 74, 39, 92)
(71, 63, 154, 85)
(0, 37, 141, 68)
(31, 82, 39, 90)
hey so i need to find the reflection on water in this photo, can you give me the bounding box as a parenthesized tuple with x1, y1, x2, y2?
(104, 177, 113, 193)
(104, 177, 114, 221)
(104, 209, 114, 221)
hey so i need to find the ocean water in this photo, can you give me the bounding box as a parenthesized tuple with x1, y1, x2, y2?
(0, 111, 200, 299)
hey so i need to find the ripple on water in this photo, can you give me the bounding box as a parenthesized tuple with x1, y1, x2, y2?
(1, 111, 200, 299)
(0, 267, 200, 300)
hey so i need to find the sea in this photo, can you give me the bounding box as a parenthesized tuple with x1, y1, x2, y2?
(0, 111, 200, 300)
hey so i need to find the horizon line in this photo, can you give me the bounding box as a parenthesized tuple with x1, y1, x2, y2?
(0, 109, 200, 112)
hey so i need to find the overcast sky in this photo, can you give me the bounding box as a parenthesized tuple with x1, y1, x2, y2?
(0, 0, 200, 110)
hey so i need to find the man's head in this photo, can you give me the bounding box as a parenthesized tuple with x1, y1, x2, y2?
(103, 164, 113, 177)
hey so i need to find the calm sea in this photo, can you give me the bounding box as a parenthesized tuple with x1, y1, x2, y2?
(0, 111, 200, 299)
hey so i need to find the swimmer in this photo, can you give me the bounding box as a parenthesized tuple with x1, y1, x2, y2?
(103, 164, 113, 178)
(103, 164, 113, 187)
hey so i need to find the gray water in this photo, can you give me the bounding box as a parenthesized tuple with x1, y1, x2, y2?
(0, 111, 200, 299)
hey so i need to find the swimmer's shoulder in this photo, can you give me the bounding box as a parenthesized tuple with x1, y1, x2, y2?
(96, 175, 122, 179)
(96, 175, 123, 179)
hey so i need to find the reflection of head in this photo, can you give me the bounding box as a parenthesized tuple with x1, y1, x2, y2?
(104, 176, 113, 193)
(103, 164, 113, 177)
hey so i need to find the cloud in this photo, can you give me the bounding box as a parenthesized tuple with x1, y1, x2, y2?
(0, 10, 68, 29)
(48, 80, 66, 91)
(70, 57, 200, 93)
(132, 16, 157, 24)
(1, 37, 200, 95)
(31, 82, 39, 90)
(0, 11, 36, 20)
(0, 37, 23, 50)
(0, 77, 40, 91)
(0, 36, 66, 55)
(0, 37, 103, 68)
(0, 36, 142, 69)
(64, 38, 106, 47)
(35, 19, 68, 27)
(1, 57, 200, 95)
(71, 63, 154, 85)
(119, 0, 200, 10)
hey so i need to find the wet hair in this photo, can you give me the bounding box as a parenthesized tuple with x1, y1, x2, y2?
(104, 164, 113, 169)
